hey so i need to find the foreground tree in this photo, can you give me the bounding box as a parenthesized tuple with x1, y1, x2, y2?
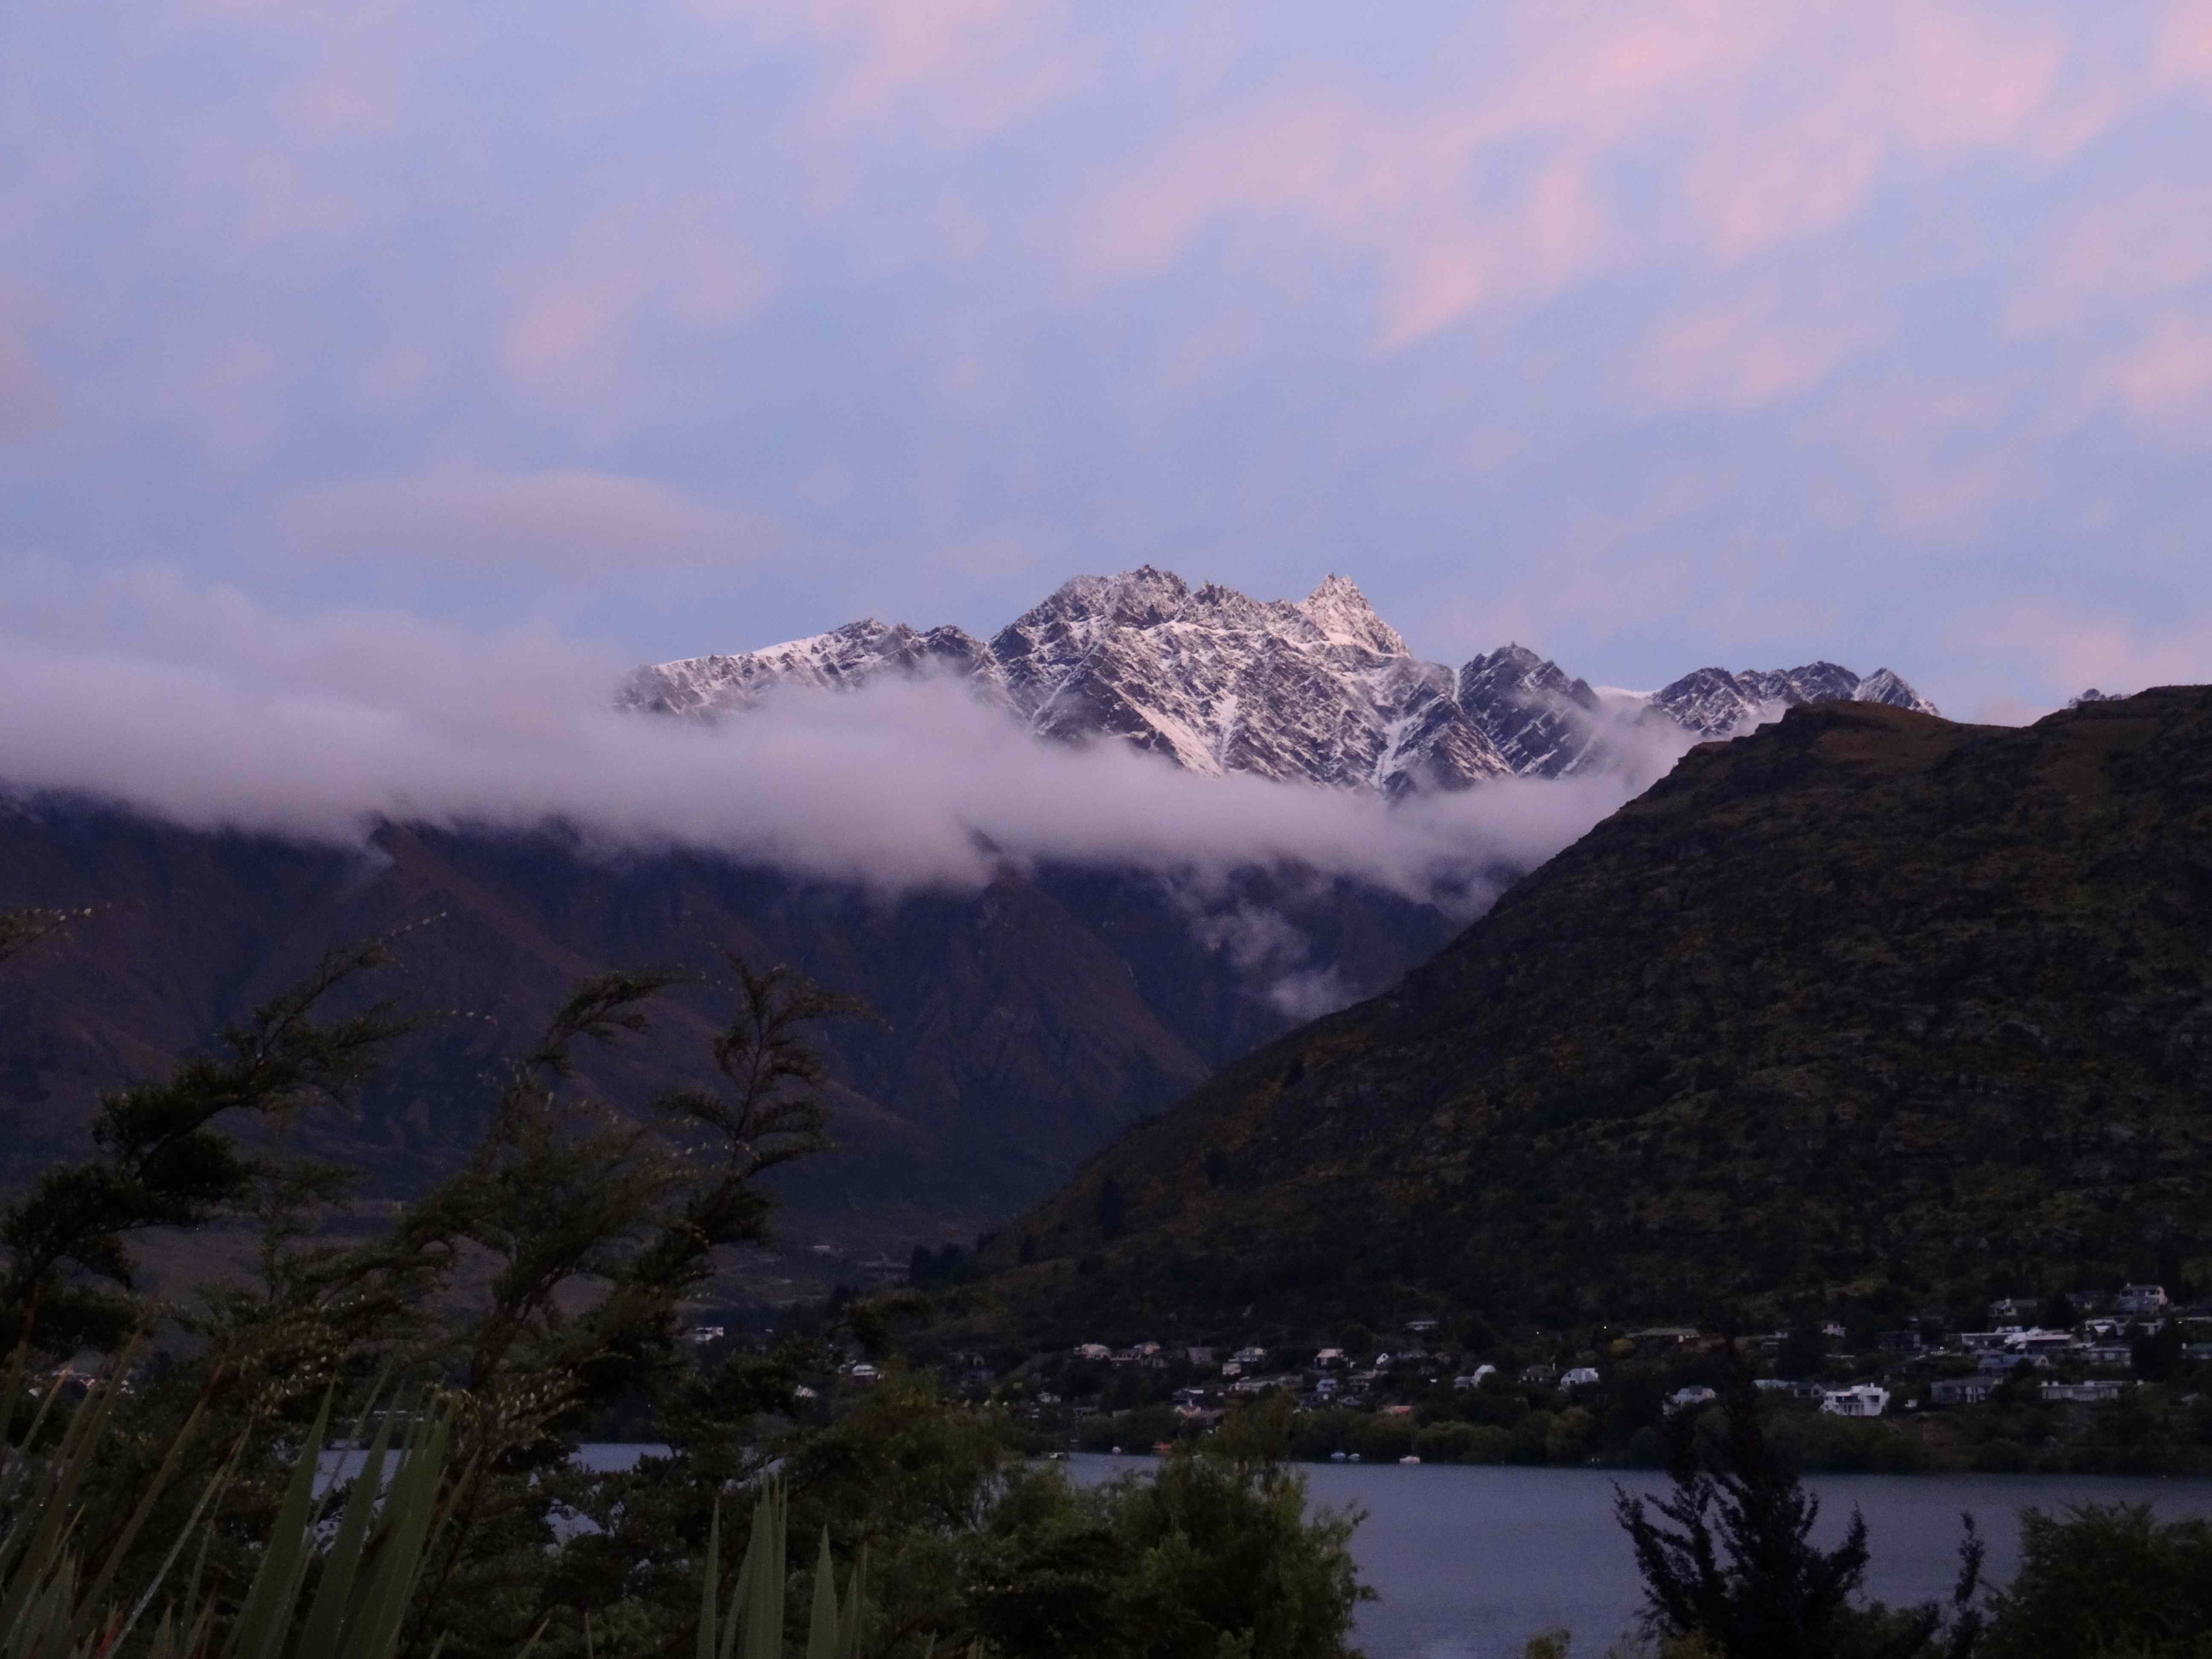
(0, 930, 422, 1352)
(1614, 1345, 1983, 1659)
(1978, 1503, 2212, 1659)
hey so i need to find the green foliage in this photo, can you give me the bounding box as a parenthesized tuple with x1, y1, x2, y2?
(0, 1349, 451, 1659)
(1, 934, 422, 1351)
(0, 914, 1374, 1658)
(982, 692, 2212, 1339)
(1614, 1350, 1983, 1659)
(1979, 1504, 2212, 1659)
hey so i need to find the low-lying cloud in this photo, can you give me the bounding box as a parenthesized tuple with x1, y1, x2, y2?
(0, 559, 1685, 907)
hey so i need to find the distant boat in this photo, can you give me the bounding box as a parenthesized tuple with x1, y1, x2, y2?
(1399, 1455, 1421, 1465)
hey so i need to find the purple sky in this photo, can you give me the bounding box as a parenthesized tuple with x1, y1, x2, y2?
(6, 0, 2212, 719)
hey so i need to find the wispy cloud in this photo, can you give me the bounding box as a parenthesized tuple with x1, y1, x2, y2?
(3, 0, 2210, 716)
(0, 559, 1661, 902)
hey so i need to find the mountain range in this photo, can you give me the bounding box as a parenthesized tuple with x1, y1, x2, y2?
(0, 805, 1459, 1286)
(1, 566, 1955, 1301)
(960, 686, 2212, 1344)
(621, 568, 1937, 794)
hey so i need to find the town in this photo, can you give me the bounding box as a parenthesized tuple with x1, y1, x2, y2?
(821, 1283, 2212, 1473)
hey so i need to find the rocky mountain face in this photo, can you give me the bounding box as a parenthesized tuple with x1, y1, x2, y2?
(966, 687, 2212, 1343)
(623, 568, 1937, 792)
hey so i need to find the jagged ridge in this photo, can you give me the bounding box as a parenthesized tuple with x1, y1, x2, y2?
(622, 568, 1937, 794)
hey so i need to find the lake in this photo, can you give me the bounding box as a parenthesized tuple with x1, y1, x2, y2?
(1074, 1455, 2212, 1659)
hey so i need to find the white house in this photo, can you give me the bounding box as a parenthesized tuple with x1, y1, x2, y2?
(1452, 1365, 1496, 1391)
(1560, 1367, 1602, 1390)
(2116, 1284, 2169, 1317)
(1819, 1385, 1889, 1418)
(1667, 1385, 1717, 1412)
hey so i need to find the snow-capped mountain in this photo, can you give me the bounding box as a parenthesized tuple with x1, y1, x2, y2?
(621, 568, 1938, 793)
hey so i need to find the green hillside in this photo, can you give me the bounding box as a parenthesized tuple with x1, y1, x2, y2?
(972, 687, 2212, 1340)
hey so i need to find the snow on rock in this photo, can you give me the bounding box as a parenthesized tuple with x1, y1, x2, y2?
(1646, 661, 1940, 740)
(621, 570, 1939, 794)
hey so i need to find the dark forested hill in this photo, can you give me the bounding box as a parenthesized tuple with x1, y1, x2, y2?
(974, 688, 2212, 1341)
(0, 805, 1453, 1265)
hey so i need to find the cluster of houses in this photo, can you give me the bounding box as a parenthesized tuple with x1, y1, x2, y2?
(1040, 1286, 2208, 1430)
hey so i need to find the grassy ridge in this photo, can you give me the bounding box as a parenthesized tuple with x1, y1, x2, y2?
(969, 688, 2212, 1339)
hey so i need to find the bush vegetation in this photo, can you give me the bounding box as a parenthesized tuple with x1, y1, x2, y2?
(0, 912, 1368, 1658)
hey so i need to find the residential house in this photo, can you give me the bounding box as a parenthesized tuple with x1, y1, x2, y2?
(1929, 1378, 1997, 1406)
(1988, 1298, 2035, 1324)
(1977, 1351, 2046, 1374)
(1075, 1343, 1112, 1362)
(2116, 1284, 2169, 1317)
(1667, 1385, 1717, 1412)
(1819, 1385, 1889, 1418)
(1560, 1367, 1602, 1390)
(2042, 1380, 2124, 1404)
(1453, 1366, 1497, 1391)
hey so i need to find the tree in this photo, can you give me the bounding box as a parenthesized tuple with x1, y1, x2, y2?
(1979, 1503, 2212, 1659)
(1614, 1344, 1983, 1659)
(0, 932, 421, 1351)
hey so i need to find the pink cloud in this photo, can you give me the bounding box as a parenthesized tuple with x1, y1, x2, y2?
(1893, 7, 2067, 148)
(2005, 182, 2212, 335)
(2158, 0, 2212, 90)
(1634, 285, 1879, 410)
(1966, 599, 2212, 703)
(2101, 314, 2212, 419)
(1060, 0, 2110, 348)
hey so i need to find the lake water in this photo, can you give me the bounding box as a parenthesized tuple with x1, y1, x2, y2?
(495, 1448, 2212, 1656)
(1074, 1456, 2212, 1659)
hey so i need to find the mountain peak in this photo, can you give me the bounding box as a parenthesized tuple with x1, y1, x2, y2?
(1295, 572, 1406, 656)
(623, 574, 1938, 794)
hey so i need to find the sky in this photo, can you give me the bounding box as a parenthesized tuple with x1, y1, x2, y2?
(6, 0, 2212, 728)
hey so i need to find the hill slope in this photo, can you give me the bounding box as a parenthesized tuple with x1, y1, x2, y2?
(0, 805, 1453, 1268)
(978, 688, 2212, 1338)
